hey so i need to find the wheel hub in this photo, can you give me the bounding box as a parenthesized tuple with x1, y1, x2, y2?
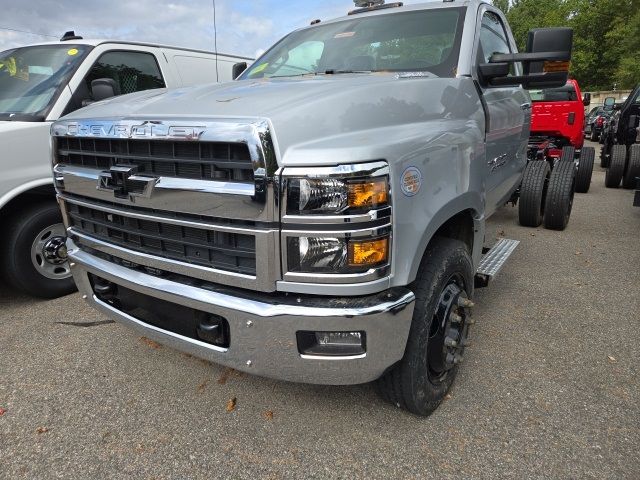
(42, 236, 68, 265)
(30, 223, 72, 280)
(427, 279, 473, 382)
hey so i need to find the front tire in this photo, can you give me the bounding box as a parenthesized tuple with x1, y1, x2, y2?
(377, 238, 473, 416)
(2, 202, 76, 299)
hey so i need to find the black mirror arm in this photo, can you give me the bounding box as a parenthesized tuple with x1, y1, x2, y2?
(490, 51, 571, 64)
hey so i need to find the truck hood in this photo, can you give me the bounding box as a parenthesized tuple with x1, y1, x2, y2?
(59, 74, 480, 165)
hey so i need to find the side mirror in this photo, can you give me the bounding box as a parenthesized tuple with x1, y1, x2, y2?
(479, 27, 573, 89)
(582, 92, 591, 106)
(604, 96, 616, 108)
(232, 62, 247, 80)
(91, 78, 119, 101)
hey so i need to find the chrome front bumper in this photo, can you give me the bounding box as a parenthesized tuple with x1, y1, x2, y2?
(68, 245, 415, 385)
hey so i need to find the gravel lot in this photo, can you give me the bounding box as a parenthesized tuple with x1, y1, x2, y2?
(1, 142, 639, 479)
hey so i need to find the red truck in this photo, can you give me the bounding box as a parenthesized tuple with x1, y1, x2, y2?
(527, 79, 595, 194)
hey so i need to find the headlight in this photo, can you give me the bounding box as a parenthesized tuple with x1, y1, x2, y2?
(287, 176, 388, 215)
(287, 236, 389, 273)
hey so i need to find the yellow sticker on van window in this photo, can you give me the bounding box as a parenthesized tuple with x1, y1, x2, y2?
(252, 62, 269, 74)
(67, 48, 79, 56)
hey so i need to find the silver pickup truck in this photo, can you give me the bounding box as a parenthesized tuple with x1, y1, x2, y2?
(51, 0, 572, 415)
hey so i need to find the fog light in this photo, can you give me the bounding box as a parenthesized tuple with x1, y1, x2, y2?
(297, 331, 366, 356)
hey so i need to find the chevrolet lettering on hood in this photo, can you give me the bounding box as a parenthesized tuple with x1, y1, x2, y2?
(52, 121, 206, 140)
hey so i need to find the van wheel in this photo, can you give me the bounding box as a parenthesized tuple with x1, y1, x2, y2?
(376, 238, 473, 416)
(519, 160, 550, 227)
(543, 158, 576, 231)
(2, 202, 76, 299)
(605, 145, 627, 188)
(575, 147, 595, 193)
(622, 144, 640, 189)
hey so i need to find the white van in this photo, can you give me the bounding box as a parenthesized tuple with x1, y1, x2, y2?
(0, 32, 251, 297)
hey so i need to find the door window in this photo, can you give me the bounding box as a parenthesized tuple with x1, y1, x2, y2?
(479, 12, 511, 63)
(84, 50, 165, 96)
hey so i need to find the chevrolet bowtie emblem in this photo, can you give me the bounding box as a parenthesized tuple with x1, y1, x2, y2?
(97, 165, 158, 199)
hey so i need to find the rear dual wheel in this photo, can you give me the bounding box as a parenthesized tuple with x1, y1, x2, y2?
(605, 145, 627, 188)
(519, 160, 550, 227)
(575, 147, 595, 193)
(622, 144, 640, 189)
(543, 158, 576, 231)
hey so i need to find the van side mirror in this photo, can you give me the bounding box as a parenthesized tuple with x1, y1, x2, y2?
(91, 78, 119, 101)
(603, 97, 616, 109)
(478, 27, 573, 89)
(232, 62, 247, 80)
(582, 92, 591, 106)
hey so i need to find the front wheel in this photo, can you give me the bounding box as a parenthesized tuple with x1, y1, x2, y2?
(2, 202, 76, 298)
(605, 145, 627, 188)
(377, 238, 474, 416)
(622, 144, 640, 189)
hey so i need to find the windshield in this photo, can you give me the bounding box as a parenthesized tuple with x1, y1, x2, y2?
(0, 44, 90, 120)
(241, 8, 465, 80)
(529, 83, 578, 102)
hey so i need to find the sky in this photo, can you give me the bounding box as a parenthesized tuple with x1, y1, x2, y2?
(0, 0, 425, 59)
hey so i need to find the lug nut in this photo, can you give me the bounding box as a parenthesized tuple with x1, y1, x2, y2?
(444, 337, 458, 348)
(450, 312, 463, 324)
(458, 297, 475, 308)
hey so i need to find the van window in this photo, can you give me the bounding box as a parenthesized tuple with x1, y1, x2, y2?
(85, 51, 165, 95)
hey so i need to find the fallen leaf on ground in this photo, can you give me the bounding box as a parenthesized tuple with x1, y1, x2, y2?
(444, 393, 453, 401)
(36, 427, 49, 434)
(497, 229, 505, 237)
(197, 379, 209, 393)
(575, 251, 582, 255)
(531, 233, 536, 237)
(608, 355, 617, 363)
(226, 397, 237, 412)
(263, 410, 274, 421)
(139, 337, 161, 349)
(0, 407, 6, 416)
(217, 368, 244, 385)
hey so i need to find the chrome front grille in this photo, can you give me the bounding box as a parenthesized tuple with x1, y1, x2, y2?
(53, 118, 281, 292)
(55, 137, 254, 183)
(66, 202, 256, 276)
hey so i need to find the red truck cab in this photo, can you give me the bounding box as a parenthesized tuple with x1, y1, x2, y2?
(529, 79, 589, 156)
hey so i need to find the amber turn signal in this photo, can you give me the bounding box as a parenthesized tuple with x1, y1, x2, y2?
(543, 61, 570, 73)
(348, 237, 389, 267)
(347, 178, 388, 209)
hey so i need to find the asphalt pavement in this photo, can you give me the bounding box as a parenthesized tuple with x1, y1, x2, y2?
(1, 141, 639, 479)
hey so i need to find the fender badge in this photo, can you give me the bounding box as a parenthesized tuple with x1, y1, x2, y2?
(400, 166, 422, 196)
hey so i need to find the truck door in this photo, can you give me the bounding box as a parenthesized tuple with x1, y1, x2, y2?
(475, 9, 530, 216)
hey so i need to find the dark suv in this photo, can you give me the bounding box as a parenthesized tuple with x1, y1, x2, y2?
(601, 85, 640, 189)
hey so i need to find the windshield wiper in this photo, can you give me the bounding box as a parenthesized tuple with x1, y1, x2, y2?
(323, 69, 372, 75)
(0, 112, 45, 122)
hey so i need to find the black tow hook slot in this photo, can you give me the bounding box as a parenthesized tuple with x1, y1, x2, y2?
(92, 276, 118, 302)
(196, 315, 230, 348)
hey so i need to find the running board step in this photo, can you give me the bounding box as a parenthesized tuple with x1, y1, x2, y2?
(475, 238, 520, 288)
